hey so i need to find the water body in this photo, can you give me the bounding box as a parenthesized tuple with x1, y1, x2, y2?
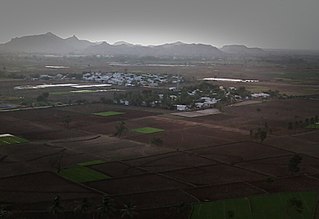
(45, 65, 69, 69)
(202, 77, 259, 83)
(14, 83, 112, 90)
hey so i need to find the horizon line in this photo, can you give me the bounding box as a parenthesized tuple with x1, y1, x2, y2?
(1, 32, 319, 51)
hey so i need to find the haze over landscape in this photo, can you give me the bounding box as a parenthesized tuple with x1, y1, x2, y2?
(1, 0, 319, 50)
(1, 0, 319, 219)
(0, 32, 269, 56)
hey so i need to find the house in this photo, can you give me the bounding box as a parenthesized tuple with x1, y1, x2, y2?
(169, 95, 177, 100)
(195, 97, 219, 109)
(177, 105, 188, 111)
(251, 93, 270, 98)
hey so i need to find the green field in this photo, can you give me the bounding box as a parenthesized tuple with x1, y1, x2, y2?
(307, 124, 319, 129)
(93, 111, 125, 117)
(0, 135, 29, 145)
(71, 90, 99, 93)
(191, 192, 318, 219)
(50, 91, 71, 95)
(132, 127, 164, 134)
(77, 160, 106, 166)
(58, 166, 110, 183)
(51, 90, 101, 95)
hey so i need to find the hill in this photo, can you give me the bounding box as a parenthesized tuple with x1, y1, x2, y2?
(221, 44, 267, 56)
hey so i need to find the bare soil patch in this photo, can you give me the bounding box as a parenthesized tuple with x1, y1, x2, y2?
(87, 173, 190, 195)
(127, 125, 243, 150)
(294, 130, 319, 143)
(250, 175, 319, 193)
(186, 182, 265, 201)
(90, 161, 146, 177)
(171, 109, 220, 118)
(189, 141, 293, 164)
(162, 164, 267, 186)
(237, 155, 319, 177)
(124, 151, 216, 172)
(113, 189, 197, 209)
(0, 172, 99, 204)
(52, 135, 173, 161)
(190, 99, 319, 136)
(267, 135, 319, 158)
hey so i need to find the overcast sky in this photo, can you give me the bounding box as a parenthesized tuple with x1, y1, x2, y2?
(1, 0, 319, 49)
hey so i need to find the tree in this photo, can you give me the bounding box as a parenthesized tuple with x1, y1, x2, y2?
(0, 205, 12, 219)
(288, 122, 293, 130)
(305, 118, 309, 126)
(249, 129, 253, 138)
(53, 149, 65, 173)
(114, 121, 128, 138)
(62, 115, 72, 128)
(289, 154, 302, 173)
(175, 202, 191, 217)
(74, 198, 90, 214)
(49, 195, 64, 215)
(286, 197, 304, 216)
(37, 92, 50, 102)
(120, 202, 137, 219)
(215, 102, 225, 112)
(255, 128, 267, 143)
(227, 210, 235, 218)
(97, 195, 116, 218)
(151, 137, 163, 146)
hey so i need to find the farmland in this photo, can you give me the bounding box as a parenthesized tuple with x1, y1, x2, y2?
(58, 165, 110, 183)
(0, 97, 318, 218)
(0, 134, 28, 145)
(93, 111, 124, 117)
(0, 59, 319, 218)
(191, 191, 319, 219)
(132, 127, 164, 134)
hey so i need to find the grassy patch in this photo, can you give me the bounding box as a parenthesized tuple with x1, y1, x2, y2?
(93, 111, 125, 117)
(282, 71, 319, 81)
(51, 90, 100, 95)
(51, 91, 71, 95)
(58, 166, 110, 183)
(0, 134, 29, 145)
(191, 192, 318, 219)
(71, 90, 99, 93)
(132, 127, 164, 134)
(78, 160, 106, 166)
(306, 124, 319, 129)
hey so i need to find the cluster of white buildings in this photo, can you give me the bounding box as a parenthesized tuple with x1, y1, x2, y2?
(251, 92, 271, 98)
(82, 72, 183, 87)
(202, 77, 259, 83)
(194, 97, 219, 109)
(176, 97, 220, 111)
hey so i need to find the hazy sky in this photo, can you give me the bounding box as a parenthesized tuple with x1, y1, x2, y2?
(1, 0, 319, 49)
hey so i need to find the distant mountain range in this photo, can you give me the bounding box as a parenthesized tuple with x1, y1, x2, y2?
(0, 32, 267, 57)
(221, 45, 266, 56)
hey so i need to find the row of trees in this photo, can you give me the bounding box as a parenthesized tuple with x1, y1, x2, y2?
(288, 115, 319, 130)
(0, 195, 138, 219)
(250, 122, 271, 143)
(113, 82, 232, 109)
(0, 195, 193, 219)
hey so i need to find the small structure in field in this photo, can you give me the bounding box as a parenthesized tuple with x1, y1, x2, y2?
(176, 105, 189, 111)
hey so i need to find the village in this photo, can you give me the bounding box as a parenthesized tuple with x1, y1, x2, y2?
(113, 81, 272, 111)
(29, 71, 184, 88)
(5, 71, 274, 112)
